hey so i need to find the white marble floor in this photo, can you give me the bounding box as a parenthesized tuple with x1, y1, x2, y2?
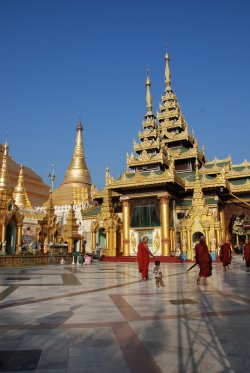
(0, 256, 249, 372)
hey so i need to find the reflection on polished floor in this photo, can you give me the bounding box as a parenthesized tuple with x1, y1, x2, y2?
(0, 256, 249, 373)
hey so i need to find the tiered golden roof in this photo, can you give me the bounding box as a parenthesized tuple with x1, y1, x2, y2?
(84, 51, 250, 210)
(52, 121, 92, 205)
(13, 165, 32, 209)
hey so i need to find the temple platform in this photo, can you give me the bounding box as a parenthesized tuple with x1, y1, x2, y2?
(101, 255, 221, 263)
(0, 255, 248, 372)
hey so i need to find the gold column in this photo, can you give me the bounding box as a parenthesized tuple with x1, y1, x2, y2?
(204, 229, 208, 243)
(173, 229, 176, 250)
(236, 235, 239, 246)
(187, 229, 192, 259)
(91, 231, 96, 251)
(1, 224, 6, 244)
(215, 229, 220, 248)
(68, 240, 72, 254)
(16, 224, 22, 255)
(112, 228, 117, 257)
(220, 209, 226, 240)
(1, 224, 6, 255)
(160, 196, 170, 256)
(106, 230, 110, 254)
(170, 228, 173, 251)
(122, 200, 130, 256)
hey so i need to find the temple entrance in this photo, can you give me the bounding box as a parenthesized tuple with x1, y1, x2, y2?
(192, 231, 203, 245)
(6, 222, 16, 255)
(98, 229, 106, 248)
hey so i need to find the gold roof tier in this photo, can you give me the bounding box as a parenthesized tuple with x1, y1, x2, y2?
(0, 144, 49, 206)
(13, 165, 32, 209)
(52, 121, 92, 205)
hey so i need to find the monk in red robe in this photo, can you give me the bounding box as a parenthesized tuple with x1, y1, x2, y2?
(243, 240, 250, 272)
(220, 240, 232, 271)
(195, 235, 212, 285)
(137, 236, 154, 280)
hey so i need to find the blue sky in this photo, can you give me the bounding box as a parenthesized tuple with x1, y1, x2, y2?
(0, 0, 249, 190)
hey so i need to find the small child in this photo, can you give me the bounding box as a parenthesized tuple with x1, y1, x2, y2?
(84, 253, 92, 265)
(153, 260, 165, 287)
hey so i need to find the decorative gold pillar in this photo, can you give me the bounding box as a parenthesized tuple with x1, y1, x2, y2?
(220, 209, 226, 240)
(122, 200, 130, 256)
(173, 229, 176, 250)
(16, 224, 22, 255)
(106, 230, 109, 250)
(68, 240, 73, 254)
(170, 229, 173, 251)
(1, 224, 6, 244)
(236, 234, 239, 246)
(160, 196, 170, 256)
(204, 229, 208, 243)
(187, 229, 192, 259)
(112, 228, 117, 256)
(1, 224, 6, 254)
(91, 231, 96, 250)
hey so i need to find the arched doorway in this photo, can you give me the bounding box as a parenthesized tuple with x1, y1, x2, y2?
(6, 222, 16, 255)
(98, 229, 106, 248)
(192, 231, 204, 245)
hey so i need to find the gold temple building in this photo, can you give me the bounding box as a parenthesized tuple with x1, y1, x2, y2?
(86, 51, 250, 258)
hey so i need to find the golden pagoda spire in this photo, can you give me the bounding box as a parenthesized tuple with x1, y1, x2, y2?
(0, 142, 11, 196)
(63, 120, 91, 186)
(105, 165, 110, 186)
(165, 50, 171, 88)
(145, 70, 153, 116)
(13, 165, 32, 209)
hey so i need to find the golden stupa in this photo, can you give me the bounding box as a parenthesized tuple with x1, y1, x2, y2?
(13, 165, 32, 209)
(52, 121, 92, 205)
(0, 144, 49, 206)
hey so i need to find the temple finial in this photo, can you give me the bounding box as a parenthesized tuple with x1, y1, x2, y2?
(0, 142, 11, 195)
(105, 164, 110, 185)
(48, 163, 56, 193)
(145, 68, 153, 116)
(165, 50, 171, 87)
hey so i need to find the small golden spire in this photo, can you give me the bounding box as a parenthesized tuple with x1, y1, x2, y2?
(165, 50, 171, 87)
(195, 157, 199, 180)
(13, 164, 32, 209)
(105, 165, 110, 186)
(145, 69, 153, 116)
(63, 120, 91, 186)
(0, 142, 11, 196)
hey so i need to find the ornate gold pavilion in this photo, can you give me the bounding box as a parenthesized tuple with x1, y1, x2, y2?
(86, 51, 250, 258)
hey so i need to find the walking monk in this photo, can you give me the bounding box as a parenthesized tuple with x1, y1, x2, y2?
(137, 236, 154, 281)
(220, 239, 232, 271)
(243, 239, 250, 272)
(195, 235, 212, 285)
